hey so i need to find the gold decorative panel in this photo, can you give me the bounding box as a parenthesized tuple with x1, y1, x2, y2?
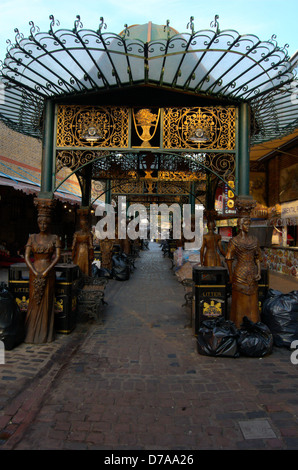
(56, 149, 108, 173)
(157, 181, 190, 194)
(132, 108, 160, 148)
(56, 105, 129, 148)
(158, 171, 205, 182)
(163, 107, 236, 150)
(111, 180, 191, 196)
(111, 180, 144, 194)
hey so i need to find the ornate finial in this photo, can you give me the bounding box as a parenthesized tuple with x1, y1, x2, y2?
(164, 20, 170, 39)
(268, 34, 278, 47)
(14, 28, 24, 45)
(281, 43, 290, 57)
(49, 15, 60, 34)
(97, 17, 107, 34)
(122, 24, 130, 38)
(73, 15, 83, 33)
(187, 16, 195, 34)
(5, 38, 14, 53)
(210, 15, 220, 34)
(29, 21, 40, 38)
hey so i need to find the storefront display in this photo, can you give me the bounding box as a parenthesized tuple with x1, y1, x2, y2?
(263, 247, 298, 278)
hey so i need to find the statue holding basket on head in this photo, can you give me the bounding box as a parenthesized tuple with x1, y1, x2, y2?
(225, 197, 262, 328)
(72, 207, 94, 276)
(200, 210, 225, 267)
(24, 198, 61, 344)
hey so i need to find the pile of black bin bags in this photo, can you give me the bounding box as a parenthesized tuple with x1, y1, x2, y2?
(261, 289, 298, 348)
(197, 317, 273, 358)
(92, 253, 130, 281)
(0, 282, 25, 351)
(111, 253, 130, 281)
(197, 289, 298, 358)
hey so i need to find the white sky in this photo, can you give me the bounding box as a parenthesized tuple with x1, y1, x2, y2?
(0, 0, 296, 59)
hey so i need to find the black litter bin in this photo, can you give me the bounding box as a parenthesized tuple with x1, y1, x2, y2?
(168, 240, 177, 258)
(54, 263, 80, 334)
(8, 263, 30, 313)
(93, 247, 101, 263)
(193, 266, 228, 335)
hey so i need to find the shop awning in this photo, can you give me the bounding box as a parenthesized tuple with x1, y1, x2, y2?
(0, 175, 81, 204)
(0, 16, 297, 146)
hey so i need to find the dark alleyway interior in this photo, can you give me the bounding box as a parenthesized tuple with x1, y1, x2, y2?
(0, 242, 298, 450)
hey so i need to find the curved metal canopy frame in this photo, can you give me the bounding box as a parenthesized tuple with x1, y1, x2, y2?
(89, 178, 204, 208)
(0, 15, 297, 146)
(80, 176, 192, 210)
(55, 149, 235, 186)
(54, 149, 235, 209)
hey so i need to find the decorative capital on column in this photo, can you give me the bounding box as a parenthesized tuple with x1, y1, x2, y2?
(77, 207, 90, 217)
(203, 209, 218, 222)
(34, 197, 56, 218)
(235, 195, 256, 219)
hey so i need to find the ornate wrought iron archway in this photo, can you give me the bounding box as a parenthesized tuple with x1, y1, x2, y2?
(53, 102, 237, 211)
(54, 148, 235, 215)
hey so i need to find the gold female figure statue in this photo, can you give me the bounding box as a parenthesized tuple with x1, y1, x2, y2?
(72, 212, 94, 276)
(225, 217, 262, 328)
(24, 199, 61, 344)
(200, 220, 225, 266)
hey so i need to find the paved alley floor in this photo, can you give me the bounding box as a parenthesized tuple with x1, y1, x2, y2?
(1, 243, 298, 451)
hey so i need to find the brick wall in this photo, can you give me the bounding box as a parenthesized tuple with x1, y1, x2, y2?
(0, 121, 81, 195)
(0, 121, 41, 166)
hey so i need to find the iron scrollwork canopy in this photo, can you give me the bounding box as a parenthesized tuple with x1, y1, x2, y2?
(0, 15, 297, 146)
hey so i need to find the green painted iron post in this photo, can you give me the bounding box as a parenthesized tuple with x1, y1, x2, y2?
(40, 99, 56, 199)
(190, 182, 196, 214)
(105, 179, 112, 205)
(80, 164, 92, 207)
(237, 102, 250, 197)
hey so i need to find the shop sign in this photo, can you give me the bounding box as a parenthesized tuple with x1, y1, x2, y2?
(251, 205, 268, 219)
(216, 218, 238, 227)
(269, 217, 297, 226)
(281, 201, 298, 219)
(224, 180, 236, 214)
(215, 194, 223, 214)
(250, 220, 268, 227)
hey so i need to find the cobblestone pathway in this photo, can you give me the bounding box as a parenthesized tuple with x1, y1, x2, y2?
(1, 243, 298, 450)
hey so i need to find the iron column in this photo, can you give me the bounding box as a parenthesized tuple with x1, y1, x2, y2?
(238, 102, 250, 197)
(105, 179, 112, 205)
(190, 182, 196, 214)
(40, 99, 56, 198)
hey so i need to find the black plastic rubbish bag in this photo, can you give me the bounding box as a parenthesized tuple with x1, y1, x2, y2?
(91, 263, 99, 277)
(261, 289, 298, 347)
(92, 263, 111, 279)
(97, 268, 112, 279)
(197, 317, 239, 358)
(0, 282, 25, 350)
(237, 316, 273, 357)
(112, 254, 130, 281)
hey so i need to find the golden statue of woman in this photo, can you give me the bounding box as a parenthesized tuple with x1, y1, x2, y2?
(200, 219, 225, 266)
(72, 208, 94, 276)
(225, 198, 262, 328)
(24, 198, 61, 343)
